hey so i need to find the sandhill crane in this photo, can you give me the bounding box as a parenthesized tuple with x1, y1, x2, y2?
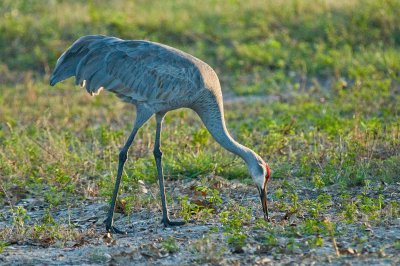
(50, 35, 271, 234)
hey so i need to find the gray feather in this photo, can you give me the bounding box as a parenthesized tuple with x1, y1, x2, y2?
(50, 35, 214, 108)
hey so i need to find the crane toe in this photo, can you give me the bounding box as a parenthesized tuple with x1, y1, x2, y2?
(107, 225, 127, 235)
(163, 218, 187, 227)
(104, 218, 128, 234)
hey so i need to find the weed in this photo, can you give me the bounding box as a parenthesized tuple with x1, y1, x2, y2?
(308, 236, 324, 248)
(0, 206, 92, 248)
(11, 206, 30, 234)
(285, 238, 301, 253)
(219, 206, 252, 252)
(178, 195, 214, 222)
(289, 191, 299, 213)
(263, 233, 278, 249)
(161, 236, 179, 253)
(178, 180, 223, 222)
(312, 174, 325, 189)
(300, 219, 328, 236)
(195, 184, 223, 207)
(191, 237, 226, 264)
(394, 240, 400, 250)
(179, 195, 200, 222)
(0, 242, 7, 253)
(42, 208, 56, 225)
(323, 218, 339, 256)
(342, 201, 358, 223)
(272, 188, 284, 200)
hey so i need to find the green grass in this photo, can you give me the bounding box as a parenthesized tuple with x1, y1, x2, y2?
(0, 0, 399, 261)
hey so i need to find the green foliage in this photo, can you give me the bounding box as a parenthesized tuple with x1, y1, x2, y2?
(11, 206, 30, 233)
(262, 230, 278, 249)
(308, 236, 324, 248)
(394, 240, 400, 250)
(219, 206, 252, 251)
(342, 200, 358, 223)
(0, 242, 8, 253)
(300, 219, 329, 236)
(191, 237, 226, 264)
(1, 206, 89, 248)
(302, 193, 332, 218)
(179, 195, 203, 222)
(179, 180, 222, 222)
(42, 208, 56, 226)
(195, 183, 223, 207)
(161, 236, 180, 253)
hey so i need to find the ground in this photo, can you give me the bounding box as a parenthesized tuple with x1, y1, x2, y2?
(0, 152, 399, 265)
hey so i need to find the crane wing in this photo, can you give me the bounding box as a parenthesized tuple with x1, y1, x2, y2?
(50, 35, 202, 103)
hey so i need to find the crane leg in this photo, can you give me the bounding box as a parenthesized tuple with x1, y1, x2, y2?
(104, 108, 152, 234)
(154, 113, 185, 227)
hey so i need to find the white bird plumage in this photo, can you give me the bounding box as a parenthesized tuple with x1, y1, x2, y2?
(50, 35, 271, 234)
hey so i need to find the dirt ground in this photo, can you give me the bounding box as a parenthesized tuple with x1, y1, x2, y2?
(0, 177, 399, 265)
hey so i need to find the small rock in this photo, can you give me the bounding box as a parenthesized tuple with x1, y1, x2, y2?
(103, 253, 112, 261)
(103, 233, 116, 245)
(138, 180, 149, 194)
(255, 257, 272, 264)
(339, 247, 356, 255)
(140, 243, 164, 259)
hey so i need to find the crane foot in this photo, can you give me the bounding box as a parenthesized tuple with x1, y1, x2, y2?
(106, 225, 127, 234)
(163, 218, 187, 227)
(104, 218, 127, 234)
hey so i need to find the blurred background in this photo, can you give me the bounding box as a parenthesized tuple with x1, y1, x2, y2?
(1, 0, 399, 91)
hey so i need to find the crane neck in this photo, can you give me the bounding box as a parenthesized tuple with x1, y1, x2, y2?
(193, 94, 259, 167)
(207, 122, 256, 165)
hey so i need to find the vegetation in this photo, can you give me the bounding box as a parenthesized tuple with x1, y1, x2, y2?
(0, 0, 399, 264)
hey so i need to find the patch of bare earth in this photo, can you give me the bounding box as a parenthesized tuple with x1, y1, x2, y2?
(0, 176, 399, 265)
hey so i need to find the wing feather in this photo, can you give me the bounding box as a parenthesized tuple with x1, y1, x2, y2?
(50, 35, 204, 104)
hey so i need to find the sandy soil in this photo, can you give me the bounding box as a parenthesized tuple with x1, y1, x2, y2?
(0, 177, 399, 265)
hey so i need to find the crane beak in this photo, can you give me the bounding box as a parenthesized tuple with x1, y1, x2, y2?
(258, 185, 270, 222)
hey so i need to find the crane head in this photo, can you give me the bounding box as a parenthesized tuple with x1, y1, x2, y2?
(252, 160, 271, 222)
